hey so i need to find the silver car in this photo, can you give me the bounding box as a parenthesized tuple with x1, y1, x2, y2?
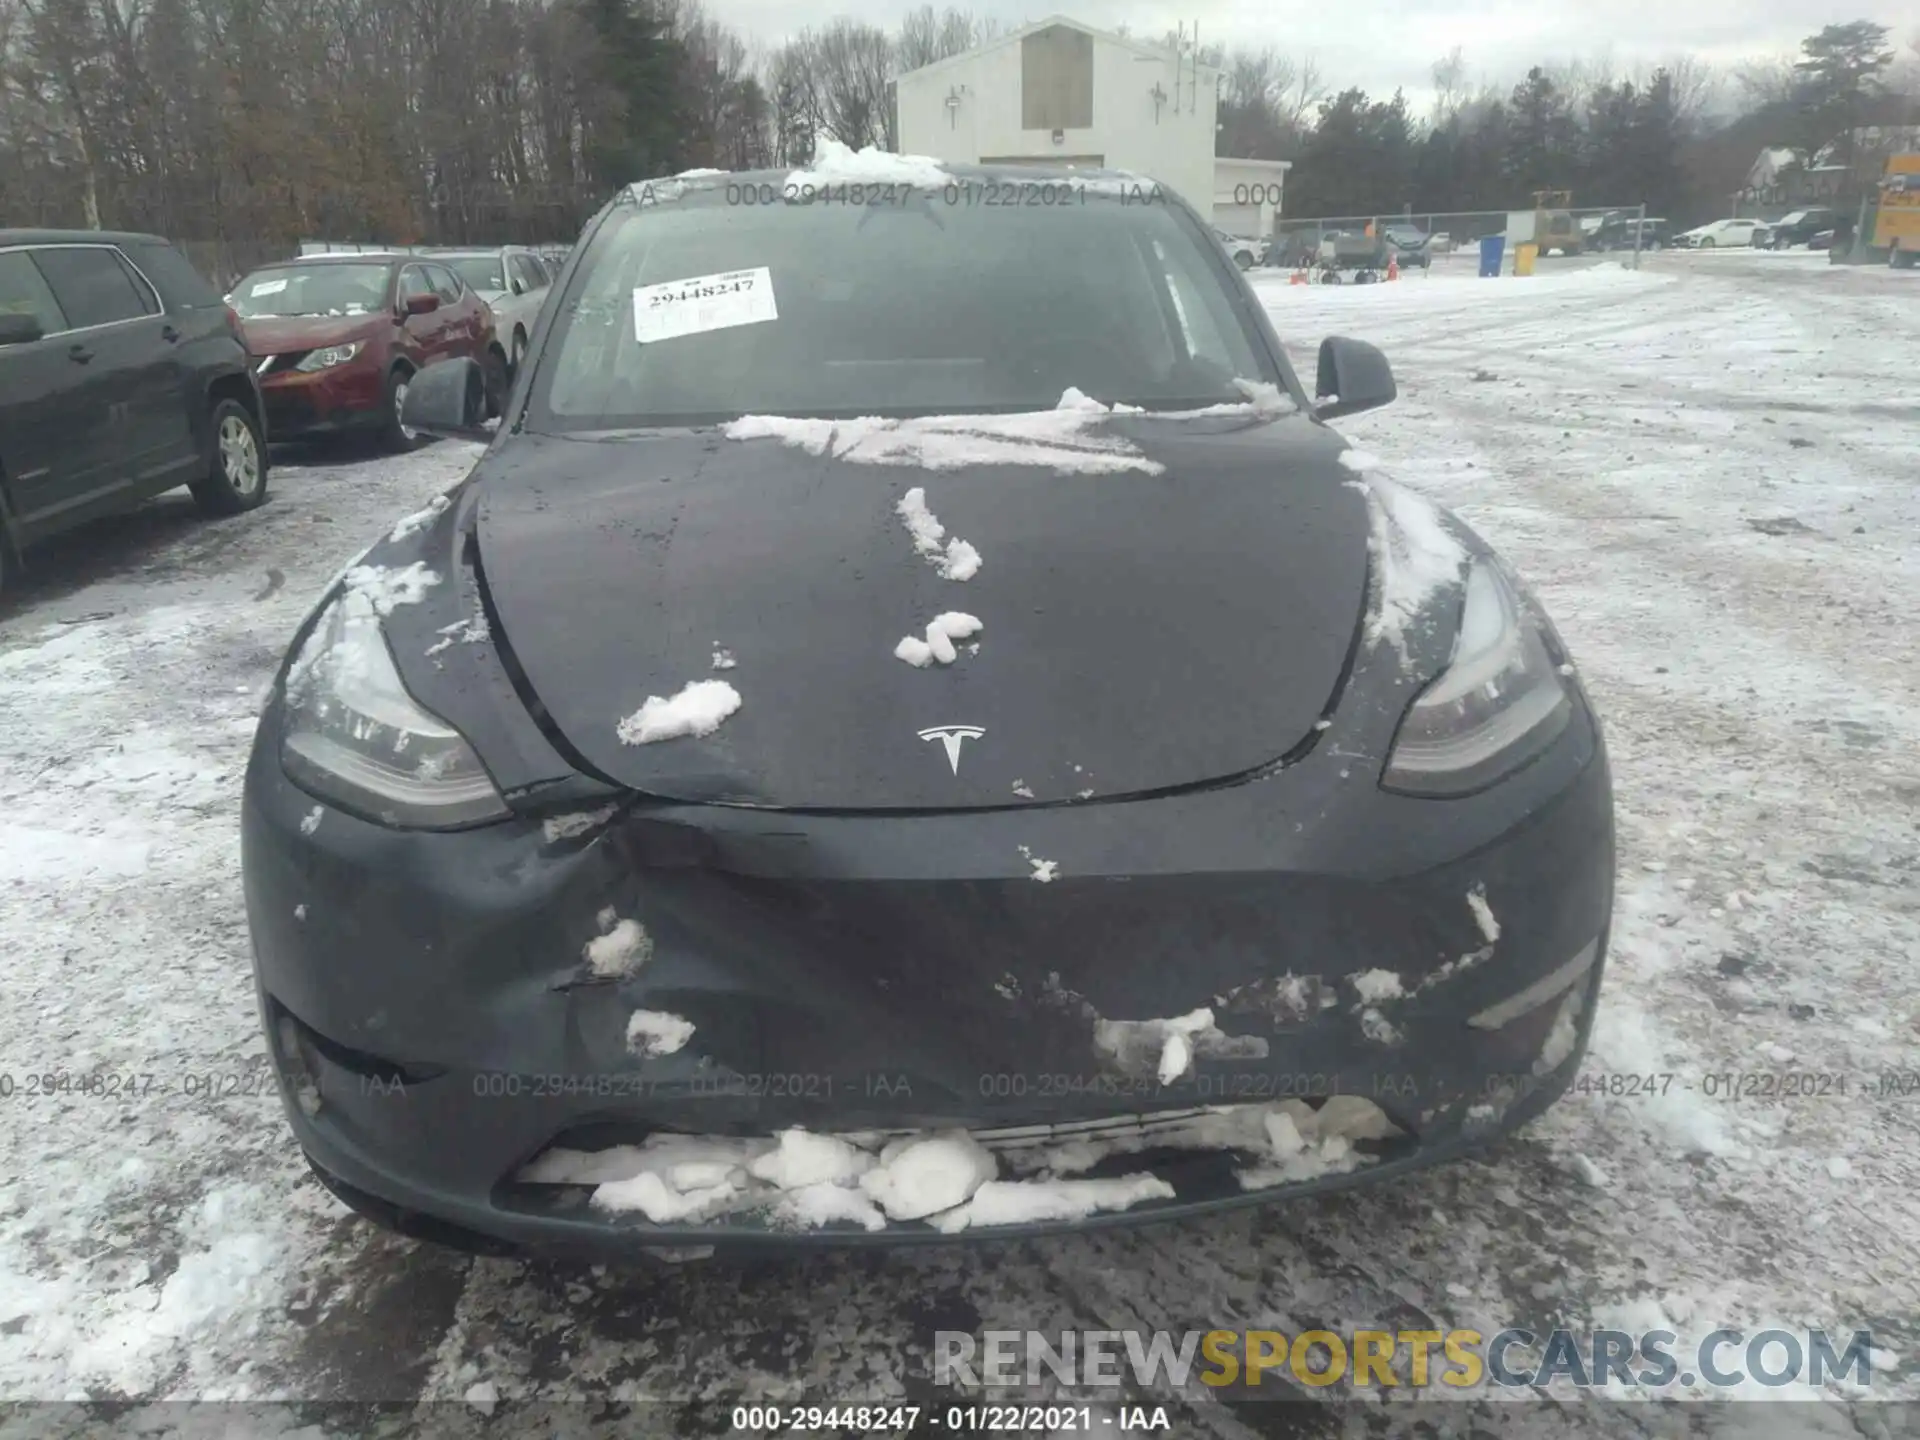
(426, 246, 554, 376)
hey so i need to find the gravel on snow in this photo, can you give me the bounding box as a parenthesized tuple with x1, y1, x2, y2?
(0, 255, 1914, 1435)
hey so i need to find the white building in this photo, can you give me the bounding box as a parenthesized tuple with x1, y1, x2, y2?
(894, 16, 1286, 236)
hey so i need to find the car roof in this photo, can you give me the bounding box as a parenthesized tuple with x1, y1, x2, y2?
(0, 228, 170, 247)
(620, 159, 1175, 205)
(250, 252, 406, 267)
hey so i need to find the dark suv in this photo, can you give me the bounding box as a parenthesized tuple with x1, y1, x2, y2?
(1765, 208, 1844, 249)
(0, 230, 268, 593)
(228, 254, 505, 452)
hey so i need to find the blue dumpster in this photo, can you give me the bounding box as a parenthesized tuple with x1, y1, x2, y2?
(1478, 234, 1506, 277)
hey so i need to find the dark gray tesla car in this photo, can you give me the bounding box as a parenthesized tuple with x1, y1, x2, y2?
(240, 162, 1614, 1255)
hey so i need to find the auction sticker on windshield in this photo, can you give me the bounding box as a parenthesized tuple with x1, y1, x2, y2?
(633, 266, 777, 344)
(251, 278, 289, 295)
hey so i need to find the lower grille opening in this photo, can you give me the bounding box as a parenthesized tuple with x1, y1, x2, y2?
(269, 997, 447, 1087)
(497, 1098, 1420, 1235)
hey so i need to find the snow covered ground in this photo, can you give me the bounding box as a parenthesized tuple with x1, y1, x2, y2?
(0, 253, 1915, 1432)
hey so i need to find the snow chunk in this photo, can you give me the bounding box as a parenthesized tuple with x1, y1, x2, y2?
(1360, 1008, 1403, 1045)
(896, 485, 946, 554)
(595, 1170, 737, 1222)
(1350, 968, 1404, 1003)
(1017, 844, 1059, 883)
(1092, 1007, 1268, 1080)
(463, 1381, 499, 1413)
(585, 916, 651, 977)
(424, 611, 490, 657)
(1571, 1153, 1610, 1188)
(723, 407, 1165, 475)
(387, 494, 450, 544)
(930, 1174, 1174, 1233)
(858, 1132, 997, 1220)
(710, 647, 737, 670)
(1155, 1009, 1213, 1083)
(899, 611, 983, 667)
(748, 1128, 874, 1190)
(1012, 780, 1035, 799)
(617, 678, 741, 745)
(938, 539, 982, 581)
(1337, 449, 1384, 474)
(1348, 476, 1467, 661)
(1825, 1156, 1853, 1180)
(1419, 945, 1493, 991)
(775, 1182, 887, 1232)
(1532, 986, 1582, 1075)
(785, 137, 949, 191)
(343, 561, 442, 616)
(299, 806, 323, 836)
(1467, 883, 1502, 943)
(544, 805, 617, 843)
(626, 1010, 695, 1057)
(675, 167, 728, 178)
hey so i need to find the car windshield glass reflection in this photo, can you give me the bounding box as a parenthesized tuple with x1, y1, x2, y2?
(232, 264, 390, 318)
(444, 256, 506, 292)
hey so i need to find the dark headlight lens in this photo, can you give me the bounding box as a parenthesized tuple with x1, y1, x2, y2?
(1381, 559, 1571, 797)
(280, 592, 509, 828)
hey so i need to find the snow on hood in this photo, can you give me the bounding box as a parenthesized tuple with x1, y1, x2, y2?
(895, 486, 981, 580)
(1345, 475, 1468, 662)
(785, 138, 949, 191)
(342, 561, 442, 617)
(519, 1096, 1402, 1231)
(616, 678, 741, 745)
(722, 408, 1166, 476)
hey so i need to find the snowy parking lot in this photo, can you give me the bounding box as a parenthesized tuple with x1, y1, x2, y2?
(1, 252, 1915, 1431)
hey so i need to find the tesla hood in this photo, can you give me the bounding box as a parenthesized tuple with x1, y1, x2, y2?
(470, 418, 1370, 810)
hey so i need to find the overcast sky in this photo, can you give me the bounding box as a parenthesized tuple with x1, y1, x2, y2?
(703, 0, 1918, 114)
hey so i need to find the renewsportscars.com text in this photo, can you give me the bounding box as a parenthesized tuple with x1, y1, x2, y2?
(935, 1327, 1881, 1391)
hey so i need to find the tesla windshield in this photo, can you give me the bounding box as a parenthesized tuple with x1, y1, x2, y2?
(533, 187, 1285, 428)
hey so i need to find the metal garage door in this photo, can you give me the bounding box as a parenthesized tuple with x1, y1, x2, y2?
(1213, 205, 1261, 236)
(979, 155, 1106, 168)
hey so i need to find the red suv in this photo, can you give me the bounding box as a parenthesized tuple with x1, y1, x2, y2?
(230, 253, 505, 451)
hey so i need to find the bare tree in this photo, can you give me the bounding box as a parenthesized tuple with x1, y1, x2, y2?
(895, 5, 991, 72)
(804, 18, 893, 150)
(1431, 46, 1468, 126)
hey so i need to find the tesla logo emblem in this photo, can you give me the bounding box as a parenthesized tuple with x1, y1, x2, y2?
(919, 725, 985, 774)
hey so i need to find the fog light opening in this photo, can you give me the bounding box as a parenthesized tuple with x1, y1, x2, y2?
(1468, 937, 1600, 1032)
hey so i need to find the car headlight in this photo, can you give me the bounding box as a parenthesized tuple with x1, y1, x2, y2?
(1380, 558, 1572, 797)
(280, 590, 509, 828)
(295, 342, 363, 372)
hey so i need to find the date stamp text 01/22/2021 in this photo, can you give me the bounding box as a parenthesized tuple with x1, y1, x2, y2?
(729, 1405, 1169, 1433)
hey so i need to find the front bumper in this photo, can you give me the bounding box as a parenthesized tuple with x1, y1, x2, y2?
(258, 361, 386, 438)
(243, 687, 1614, 1253)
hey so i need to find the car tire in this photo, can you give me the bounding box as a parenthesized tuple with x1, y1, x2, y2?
(380, 366, 421, 454)
(483, 345, 510, 420)
(1233, 251, 1253, 270)
(1699, 238, 1715, 249)
(190, 399, 269, 516)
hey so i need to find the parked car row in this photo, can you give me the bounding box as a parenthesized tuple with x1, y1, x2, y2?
(0, 230, 567, 595)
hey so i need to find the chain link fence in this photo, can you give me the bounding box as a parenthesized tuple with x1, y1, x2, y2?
(1258, 205, 1662, 276)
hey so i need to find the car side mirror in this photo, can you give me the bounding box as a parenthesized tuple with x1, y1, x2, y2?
(0, 312, 45, 346)
(404, 293, 441, 317)
(401, 357, 491, 441)
(1313, 336, 1396, 420)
